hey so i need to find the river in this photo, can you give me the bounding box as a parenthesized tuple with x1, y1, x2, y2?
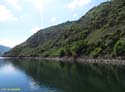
(0, 58, 125, 92)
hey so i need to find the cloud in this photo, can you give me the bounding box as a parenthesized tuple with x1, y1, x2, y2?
(4, 0, 22, 11)
(0, 39, 22, 47)
(0, 64, 16, 74)
(67, 0, 91, 10)
(25, 0, 44, 10)
(31, 26, 41, 34)
(51, 17, 57, 23)
(0, 5, 18, 22)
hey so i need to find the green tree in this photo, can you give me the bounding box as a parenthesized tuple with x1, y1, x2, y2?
(90, 47, 102, 57)
(113, 39, 125, 56)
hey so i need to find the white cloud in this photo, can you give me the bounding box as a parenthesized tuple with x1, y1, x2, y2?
(51, 17, 57, 23)
(4, 0, 22, 11)
(67, 0, 91, 10)
(0, 5, 18, 22)
(31, 26, 41, 34)
(25, 0, 44, 10)
(18, 15, 27, 20)
(0, 39, 22, 47)
(0, 64, 16, 74)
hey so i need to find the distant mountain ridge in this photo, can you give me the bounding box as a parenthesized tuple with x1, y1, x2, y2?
(0, 45, 11, 56)
(5, 0, 125, 58)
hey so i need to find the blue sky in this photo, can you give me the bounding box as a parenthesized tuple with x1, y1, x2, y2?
(0, 0, 107, 47)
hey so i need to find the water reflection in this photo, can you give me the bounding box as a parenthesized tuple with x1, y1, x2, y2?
(0, 59, 63, 92)
(0, 59, 125, 92)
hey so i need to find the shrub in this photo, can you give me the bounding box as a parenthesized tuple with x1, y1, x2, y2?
(70, 41, 87, 57)
(113, 39, 125, 56)
(90, 47, 102, 57)
(58, 48, 65, 57)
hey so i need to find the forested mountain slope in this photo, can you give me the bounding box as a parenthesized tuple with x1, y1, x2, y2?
(5, 0, 125, 58)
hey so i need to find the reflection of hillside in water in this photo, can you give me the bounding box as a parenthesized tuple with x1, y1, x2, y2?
(10, 59, 125, 92)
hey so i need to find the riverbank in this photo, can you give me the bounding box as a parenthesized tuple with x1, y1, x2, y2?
(3, 56, 125, 65)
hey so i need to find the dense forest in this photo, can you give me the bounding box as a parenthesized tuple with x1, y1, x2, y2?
(5, 0, 125, 58)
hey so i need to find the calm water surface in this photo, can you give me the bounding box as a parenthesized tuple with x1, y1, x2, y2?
(0, 58, 125, 92)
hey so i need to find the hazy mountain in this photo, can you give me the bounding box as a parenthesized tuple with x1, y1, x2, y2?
(5, 0, 125, 58)
(0, 45, 11, 56)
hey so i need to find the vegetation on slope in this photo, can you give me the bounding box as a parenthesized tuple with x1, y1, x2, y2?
(5, 0, 125, 58)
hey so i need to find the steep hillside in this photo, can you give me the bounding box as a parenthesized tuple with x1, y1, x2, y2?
(0, 45, 11, 56)
(4, 21, 74, 56)
(5, 0, 125, 58)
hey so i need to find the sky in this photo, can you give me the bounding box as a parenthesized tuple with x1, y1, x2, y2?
(0, 0, 107, 47)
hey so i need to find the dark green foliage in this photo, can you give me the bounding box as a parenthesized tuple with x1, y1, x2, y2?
(113, 39, 125, 56)
(70, 41, 87, 57)
(4, 0, 125, 58)
(58, 48, 65, 57)
(90, 48, 102, 57)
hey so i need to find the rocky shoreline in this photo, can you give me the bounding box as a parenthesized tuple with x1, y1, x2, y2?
(2, 56, 125, 65)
